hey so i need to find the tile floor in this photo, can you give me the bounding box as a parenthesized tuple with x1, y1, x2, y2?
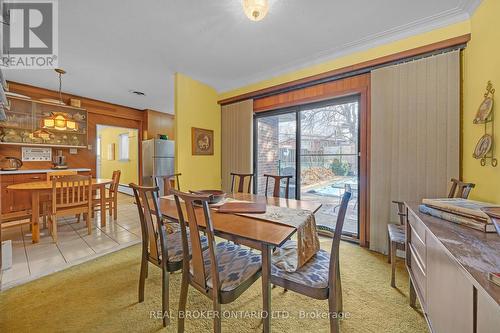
(0, 194, 141, 290)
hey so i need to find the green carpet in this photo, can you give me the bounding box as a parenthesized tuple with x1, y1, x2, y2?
(0, 242, 426, 332)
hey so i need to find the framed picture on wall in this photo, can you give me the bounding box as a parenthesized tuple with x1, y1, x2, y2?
(192, 127, 214, 155)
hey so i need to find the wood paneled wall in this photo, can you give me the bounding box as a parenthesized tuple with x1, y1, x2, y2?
(143, 109, 175, 140)
(1, 82, 145, 179)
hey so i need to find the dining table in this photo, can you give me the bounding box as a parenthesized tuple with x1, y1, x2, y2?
(159, 192, 322, 333)
(7, 178, 113, 243)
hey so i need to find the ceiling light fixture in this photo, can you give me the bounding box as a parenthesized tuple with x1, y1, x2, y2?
(242, 0, 269, 22)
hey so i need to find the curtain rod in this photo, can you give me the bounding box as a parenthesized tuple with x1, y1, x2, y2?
(253, 44, 466, 101)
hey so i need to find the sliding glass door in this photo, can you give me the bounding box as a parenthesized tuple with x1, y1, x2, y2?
(255, 96, 359, 237)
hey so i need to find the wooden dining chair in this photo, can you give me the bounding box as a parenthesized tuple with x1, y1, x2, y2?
(130, 183, 208, 327)
(42, 170, 79, 228)
(271, 190, 351, 333)
(387, 178, 475, 287)
(230, 172, 253, 193)
(48, 175, 93, 242)
(264, 174, 293, 198)
(171, 189, 262, 333)
(448, 178, 475, 199)
(154, 173, 181, 195)
(92, 170, 121, 220)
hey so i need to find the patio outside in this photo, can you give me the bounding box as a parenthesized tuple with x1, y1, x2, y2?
(257, 100, 359, 236)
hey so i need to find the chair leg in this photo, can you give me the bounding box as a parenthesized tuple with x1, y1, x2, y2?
(178, 271, 189, 333)
(51, 215, 58, 243)
(335, 265, 343, 312)
(86, 211, 92, 235)
(109, 201, 113, 217)
(76, 214, 81, 223)
(390, 241, 397, 288)
(138, 256, 147, 303)
(113, 197, 118, 220)
(213, 297, 222, 333)
(387, 231, 391, 263)
(328, 294, 340, 333)
(162, 267, 170, 327)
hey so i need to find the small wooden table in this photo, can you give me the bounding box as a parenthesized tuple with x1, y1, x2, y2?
(7, 178, 113, 243)
(159, 192, 321, 333)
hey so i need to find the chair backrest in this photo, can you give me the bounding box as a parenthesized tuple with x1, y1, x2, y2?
(110, 170, 121, 193)
(130, 183, 168, 266)
(47, 170, 78, 180)
(230, 172, 253, 193)
(392, 200, 406, 225)
(328, 189, 351, 289)
(171, 189, 219, 292)
(51, 175, 92, 213)
(155, 173, 181, 195)
(448, 178, 475, 199)
(264, 174, 293, 198)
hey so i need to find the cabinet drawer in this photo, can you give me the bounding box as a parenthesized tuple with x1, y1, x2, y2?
(408, 210, 426, 243)
(409, 227, 426, 269)
(15, 173, 46, 182)
(410, 244, 426, 303)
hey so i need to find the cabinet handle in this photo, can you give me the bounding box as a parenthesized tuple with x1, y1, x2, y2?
(30, 176, 41, 180)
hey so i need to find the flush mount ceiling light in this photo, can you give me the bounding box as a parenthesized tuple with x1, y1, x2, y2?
(242, 0, 269, 22)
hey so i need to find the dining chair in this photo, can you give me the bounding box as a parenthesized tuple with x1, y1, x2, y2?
(154, 173, 181, 195)
(271, 190, 351, 333)
(264, 174, 293, 199)
(48, 175, 93, 242)
(230, 172, 253, 193)
(130, 183, 208, 327)
(387, 178, 475, 287)
(92, 170, 121, 220)
(42, 170, 79, 228)
(171, 189, 262, 333)
(448, 178, 475, 199)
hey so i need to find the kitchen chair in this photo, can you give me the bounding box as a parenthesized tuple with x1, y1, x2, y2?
(48, 175, 93, 242)
(230, 172, 253, 193)
(92, 170, 121, 220)
(130, 183, 208, 327)
(42, 170, 79, 228)
(154, 173, 181, 195)
(172, 189, 262, 333)
(387, 178, 475, 287)
(271, 190, 351, 333)
(264, 174, 293, 199)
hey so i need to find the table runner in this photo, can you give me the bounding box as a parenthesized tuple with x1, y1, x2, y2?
(162, 195, 320, 272)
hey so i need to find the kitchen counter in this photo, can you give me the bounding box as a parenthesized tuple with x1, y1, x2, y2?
(0, 168, 91, 175)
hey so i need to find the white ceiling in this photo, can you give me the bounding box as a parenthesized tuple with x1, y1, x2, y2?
(4, 0, 481, 113)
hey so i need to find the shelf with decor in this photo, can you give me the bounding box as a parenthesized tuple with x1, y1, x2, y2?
(0, 95, 88, 148)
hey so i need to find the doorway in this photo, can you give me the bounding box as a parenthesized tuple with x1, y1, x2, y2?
(255, 96, 360, 238)
(96, 125, 139, 195)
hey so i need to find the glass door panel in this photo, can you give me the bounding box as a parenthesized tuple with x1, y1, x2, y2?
(299, 99, 359, 236)
(256, 113, 296, 198)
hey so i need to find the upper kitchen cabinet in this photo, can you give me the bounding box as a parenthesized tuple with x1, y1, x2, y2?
(0, 95, 88, 148)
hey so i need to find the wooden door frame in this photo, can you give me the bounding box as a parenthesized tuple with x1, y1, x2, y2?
(252, 74, 371, 247)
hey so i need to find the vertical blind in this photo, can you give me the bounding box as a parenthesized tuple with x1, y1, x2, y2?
(221, 99, 254, 193)
(370, 50, 460, 253)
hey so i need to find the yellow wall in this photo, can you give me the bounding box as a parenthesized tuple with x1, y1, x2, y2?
(175, 73, 221, 191)
(98, 126, 139, 185)
(463, 0, 500, 203)
(219, 21, 471, 100)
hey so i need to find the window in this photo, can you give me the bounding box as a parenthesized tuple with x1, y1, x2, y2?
(118, 133, 130, 161)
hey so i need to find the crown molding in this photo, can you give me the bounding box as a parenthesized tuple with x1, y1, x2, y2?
(216, 3, 476, 93)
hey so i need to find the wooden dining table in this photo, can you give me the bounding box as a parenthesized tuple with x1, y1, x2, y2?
(7, 178, 113, 243)
(159, 192, 322, 333)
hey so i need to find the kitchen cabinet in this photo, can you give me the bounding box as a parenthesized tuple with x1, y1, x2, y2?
(0, 96, 88, 148)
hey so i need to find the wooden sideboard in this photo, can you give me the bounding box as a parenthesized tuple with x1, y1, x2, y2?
(406, 203, 500, 333)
